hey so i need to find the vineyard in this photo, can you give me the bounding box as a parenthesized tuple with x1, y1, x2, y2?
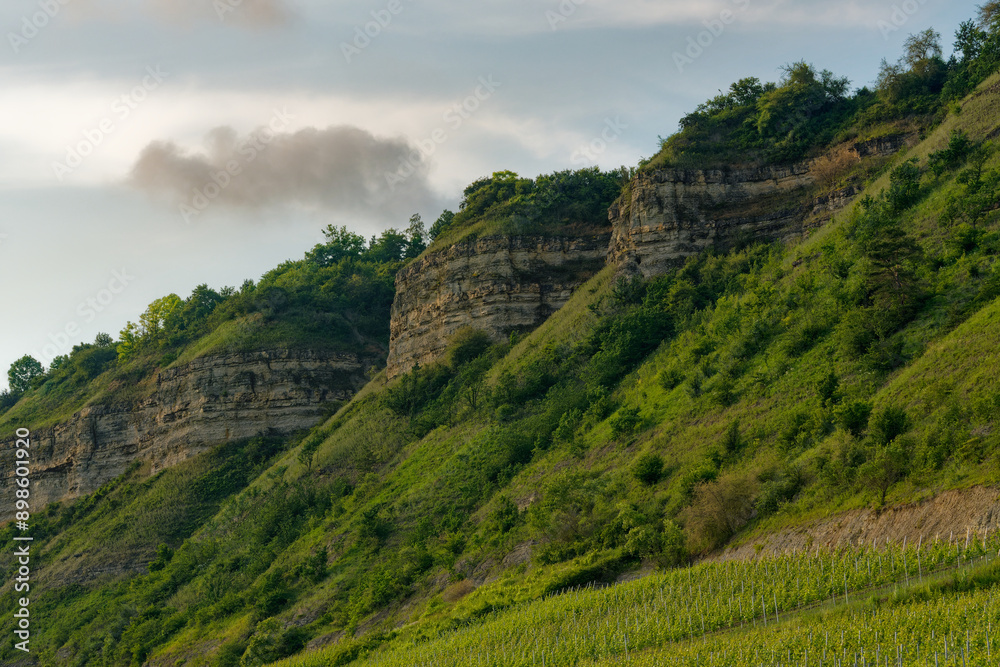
(592, 585, 1000, 666)
(275, 531, 1000, 667)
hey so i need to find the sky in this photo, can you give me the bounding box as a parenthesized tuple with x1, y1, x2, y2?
(0, 0, 978, 390)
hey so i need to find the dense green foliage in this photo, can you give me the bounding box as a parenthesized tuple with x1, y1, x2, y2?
(428, 167, 629, 245)
(648, 11, 1000, 170)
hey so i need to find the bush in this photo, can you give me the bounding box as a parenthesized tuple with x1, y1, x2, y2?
(682, 473, 757, 553)
(657, 367, 684, 390)
(928, 129, 974, 176)
(446, 327, 492, 367)
(609, 406, 642, 439)
(679, 464, 718, 499)
(489, 495, 520, 533)
(660, 520, 688, 567)
(816, 370, 839, 406)
(632, 453, 665, 486)
(755, 467, 802, 517)
(869, 405, 909, 446)
(721, 420, 742, 456)
(835, 400, 872, 437)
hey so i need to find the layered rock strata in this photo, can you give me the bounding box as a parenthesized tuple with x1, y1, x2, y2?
(386, 234, 609, 378)
(2, 349, 369, 517)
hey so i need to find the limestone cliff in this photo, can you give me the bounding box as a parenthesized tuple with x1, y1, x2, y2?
(2, 350, 371, 518)
(610, 135, 912, 277)
(386, 234, 609, 378)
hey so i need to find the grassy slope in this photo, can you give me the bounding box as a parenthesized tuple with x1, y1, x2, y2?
(2, 78, 1000, 667)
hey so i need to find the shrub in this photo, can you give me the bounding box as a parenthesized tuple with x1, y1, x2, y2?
(835, 400, 872, 437)
(609, 406, 642, 439)
(721, 420, 742, 456)
(660, 520, 688, 567)
(869, 404, 909, 446)
(148, 543, 174, 572)
(657, 367, 684, 390)
(446, 327, 492, 367)
(632, 453, 665, 486)
(816, 370, 839, 406)
(489, 495, 520, 534)
(682, 473, 757, 553)
(928, 129, 974, 176)
(755, 467, 802, 517)
(679, 464, 718, 499)
(812, 144, 861, 186)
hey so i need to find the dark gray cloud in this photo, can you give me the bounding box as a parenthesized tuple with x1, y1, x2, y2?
(128, 124, 437, 221)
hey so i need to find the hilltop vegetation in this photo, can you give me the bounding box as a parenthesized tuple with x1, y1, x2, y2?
(427, 167, 628, 247)
(2, 8, 1000, 666)
(647, 12, 1000, 170)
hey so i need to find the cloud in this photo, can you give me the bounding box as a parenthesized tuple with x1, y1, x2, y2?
(128, 124, 438, 220)
(422, 0, 893, 35)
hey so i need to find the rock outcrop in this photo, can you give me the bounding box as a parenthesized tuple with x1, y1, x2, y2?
(608, 162, 816, 277)
(2, 350, 371, 518)
(386, 234, 609, 378)
(610, 135, 913, 277)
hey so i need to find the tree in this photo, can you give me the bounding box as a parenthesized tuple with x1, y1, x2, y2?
(139, 294, 182, 337)
(404, 214, 427, 258)
(942, 145, 1000, 227)
(308, 225, 367, 266)
(429, 209, 455, 240)
(297, 434, 323, 471)
(94, 332, 114, 348)
(117, 321, 141, 362)
(954, 20, 987, 62)
(365, 228, 410, 263)
(902, 28, 943, 74)
(729, 77, 766, 107)
(979, 0, 1000, 32)
(859, 438, 910, 505)
(852, 164, 925, 323)
(8, 355, 44, 394)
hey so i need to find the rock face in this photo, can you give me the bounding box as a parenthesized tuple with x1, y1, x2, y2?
(386, 234, 609, 378)
(2, 350, 371, 519)
(610, 135, 912, 278)
(609, 162, 818, 278)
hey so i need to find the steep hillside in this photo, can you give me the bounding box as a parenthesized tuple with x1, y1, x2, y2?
(2, 16, 1000, 667)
